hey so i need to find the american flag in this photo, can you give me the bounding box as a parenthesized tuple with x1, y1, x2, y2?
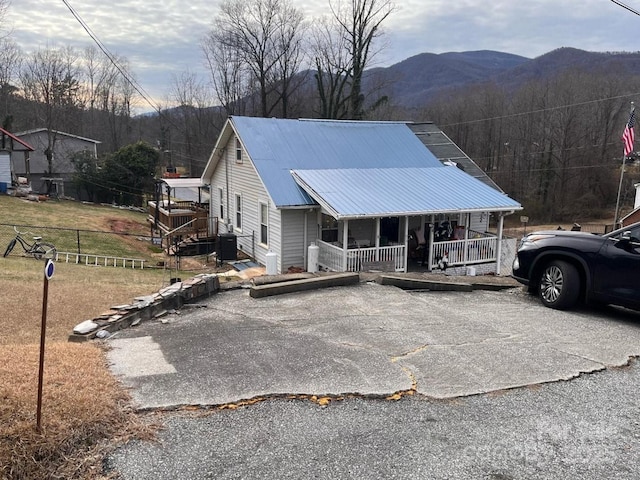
(622, 107, 636, 157)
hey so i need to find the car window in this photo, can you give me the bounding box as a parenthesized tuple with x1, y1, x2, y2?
(610, 224, 640, 242)
(609, 224, 640, 249)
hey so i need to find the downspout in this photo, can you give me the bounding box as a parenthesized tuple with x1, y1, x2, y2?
(496, 213, 505, 275)
(303, 210, 308, 269)
(225, 149, 230, 230)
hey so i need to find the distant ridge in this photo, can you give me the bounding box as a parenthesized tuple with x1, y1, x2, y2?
(364, 47, 640, 108)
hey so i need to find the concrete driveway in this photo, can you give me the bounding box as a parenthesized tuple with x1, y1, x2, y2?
(106, 282, 640, 410)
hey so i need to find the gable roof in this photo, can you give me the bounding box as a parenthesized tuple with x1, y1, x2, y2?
(203, 116, 444, 207)
(13, 128, 101, 144)
(202, 116, 521, 217)
(0, 127, 35, 151)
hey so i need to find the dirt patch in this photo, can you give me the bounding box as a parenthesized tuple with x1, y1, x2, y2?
(105, 217, 148, 235)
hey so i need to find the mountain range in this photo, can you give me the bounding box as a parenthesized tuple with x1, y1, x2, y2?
(367, 47, 640, 108)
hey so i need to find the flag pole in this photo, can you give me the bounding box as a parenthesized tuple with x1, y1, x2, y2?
(614, 155, 626, 229)
(614, 102, 635, 229)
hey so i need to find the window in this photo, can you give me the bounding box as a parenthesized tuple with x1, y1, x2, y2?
(235, 194, 242, 230)
(321, 214, 338, 243)
(260, 202, 268, 245)
(235, 137, 243, 163)
(219, 188, 224, 220)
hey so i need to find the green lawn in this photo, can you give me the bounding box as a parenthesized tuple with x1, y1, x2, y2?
(0, 196, 158, 260)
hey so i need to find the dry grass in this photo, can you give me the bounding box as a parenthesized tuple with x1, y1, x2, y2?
(1, 258, 170, 345)
(0, 343, 157, 480)
(0, 257, 170, 479)
(0, 197, 184, 479)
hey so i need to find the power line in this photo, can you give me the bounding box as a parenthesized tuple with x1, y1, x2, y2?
(611, 0, 640, 16)
(61, 0, 161, 114)
(439, 91, 637, 128)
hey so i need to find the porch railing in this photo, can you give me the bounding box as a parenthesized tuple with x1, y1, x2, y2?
(317, 240, 406, 272)
(431, 236, 497, 269)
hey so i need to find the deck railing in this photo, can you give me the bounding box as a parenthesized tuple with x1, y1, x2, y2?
(317, 240, 406, 272)
(148, 201, 212, 237)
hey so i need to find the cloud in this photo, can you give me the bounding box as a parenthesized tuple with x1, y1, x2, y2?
(7, 0, 640, 111)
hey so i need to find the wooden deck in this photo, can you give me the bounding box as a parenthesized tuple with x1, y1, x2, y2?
(148, 201, 217, 242)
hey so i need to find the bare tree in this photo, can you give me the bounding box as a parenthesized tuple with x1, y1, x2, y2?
(330, 0, 395, 119)
(0, 37, 21, 128)
(206, 0, 306, 118)
(19, 46, 84, 177)
(202, 29, 249, 115)
(310, 16, 351, 119)
(271, 0, 307, 117)
(170, 71, 219, 176)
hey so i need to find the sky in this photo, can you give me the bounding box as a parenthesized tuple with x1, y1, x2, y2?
(7, 0, 640, 113)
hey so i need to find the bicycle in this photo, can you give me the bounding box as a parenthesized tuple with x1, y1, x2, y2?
(3, 227, 57, 260)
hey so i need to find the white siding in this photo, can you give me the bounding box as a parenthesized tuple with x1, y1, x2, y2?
(0, 152, 10, 185)
(470, 212, 489, 233)
(280, 209, 318, 271)
(206, 135, 283, 271)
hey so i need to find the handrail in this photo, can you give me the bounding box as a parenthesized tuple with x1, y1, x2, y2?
(165, 217, 199, 236)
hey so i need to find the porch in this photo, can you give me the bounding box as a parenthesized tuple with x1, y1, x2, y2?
(312, 214, 504, 274)
(316, 232, 498, 273)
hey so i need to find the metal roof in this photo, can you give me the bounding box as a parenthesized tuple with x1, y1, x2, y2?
(161, 178, 205, 189)
(160, 178, 208, 203)
(0, 127, 34, 151)
(408, 122, 502, 191)
(13, 128, 101, 144)
(230, 117, 443, 208)
(291, 167, 521, 220)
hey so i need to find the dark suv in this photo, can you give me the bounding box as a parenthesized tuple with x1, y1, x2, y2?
(512, 221, 640, 310)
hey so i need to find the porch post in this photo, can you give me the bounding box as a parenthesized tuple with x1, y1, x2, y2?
(375, 218, 380, 261)
(427, 215, 435, 271)
(402, 216, 409, 272)
(342, 219, 349, 272)
(463, 213, 470, 265)
(496, 213, 504, 275)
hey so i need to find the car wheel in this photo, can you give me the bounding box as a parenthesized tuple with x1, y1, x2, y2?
(538, 260, 580, 310)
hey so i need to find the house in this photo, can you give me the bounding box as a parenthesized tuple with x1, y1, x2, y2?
(201, 116, 522, 274)
(621, 182, 640, 227)
(0, 127, 35, 194)
(10, 128, 100, 198)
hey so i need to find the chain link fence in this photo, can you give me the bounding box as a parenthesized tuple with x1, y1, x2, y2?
(0, 223, 157, 264)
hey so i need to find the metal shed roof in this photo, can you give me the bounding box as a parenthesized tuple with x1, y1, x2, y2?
(230, 117, 444, 208)
(291, 167, 521, 220)
(408, 122, 502, 191)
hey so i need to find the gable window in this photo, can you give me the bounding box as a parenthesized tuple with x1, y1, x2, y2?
(260, 202, 268, 246)
(235, 194, 242, 230)
(219, 188, 225, 220)
(235, 137, 243, 163)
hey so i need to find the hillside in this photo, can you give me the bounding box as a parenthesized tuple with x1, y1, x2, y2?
(365, 47, 640, 108)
